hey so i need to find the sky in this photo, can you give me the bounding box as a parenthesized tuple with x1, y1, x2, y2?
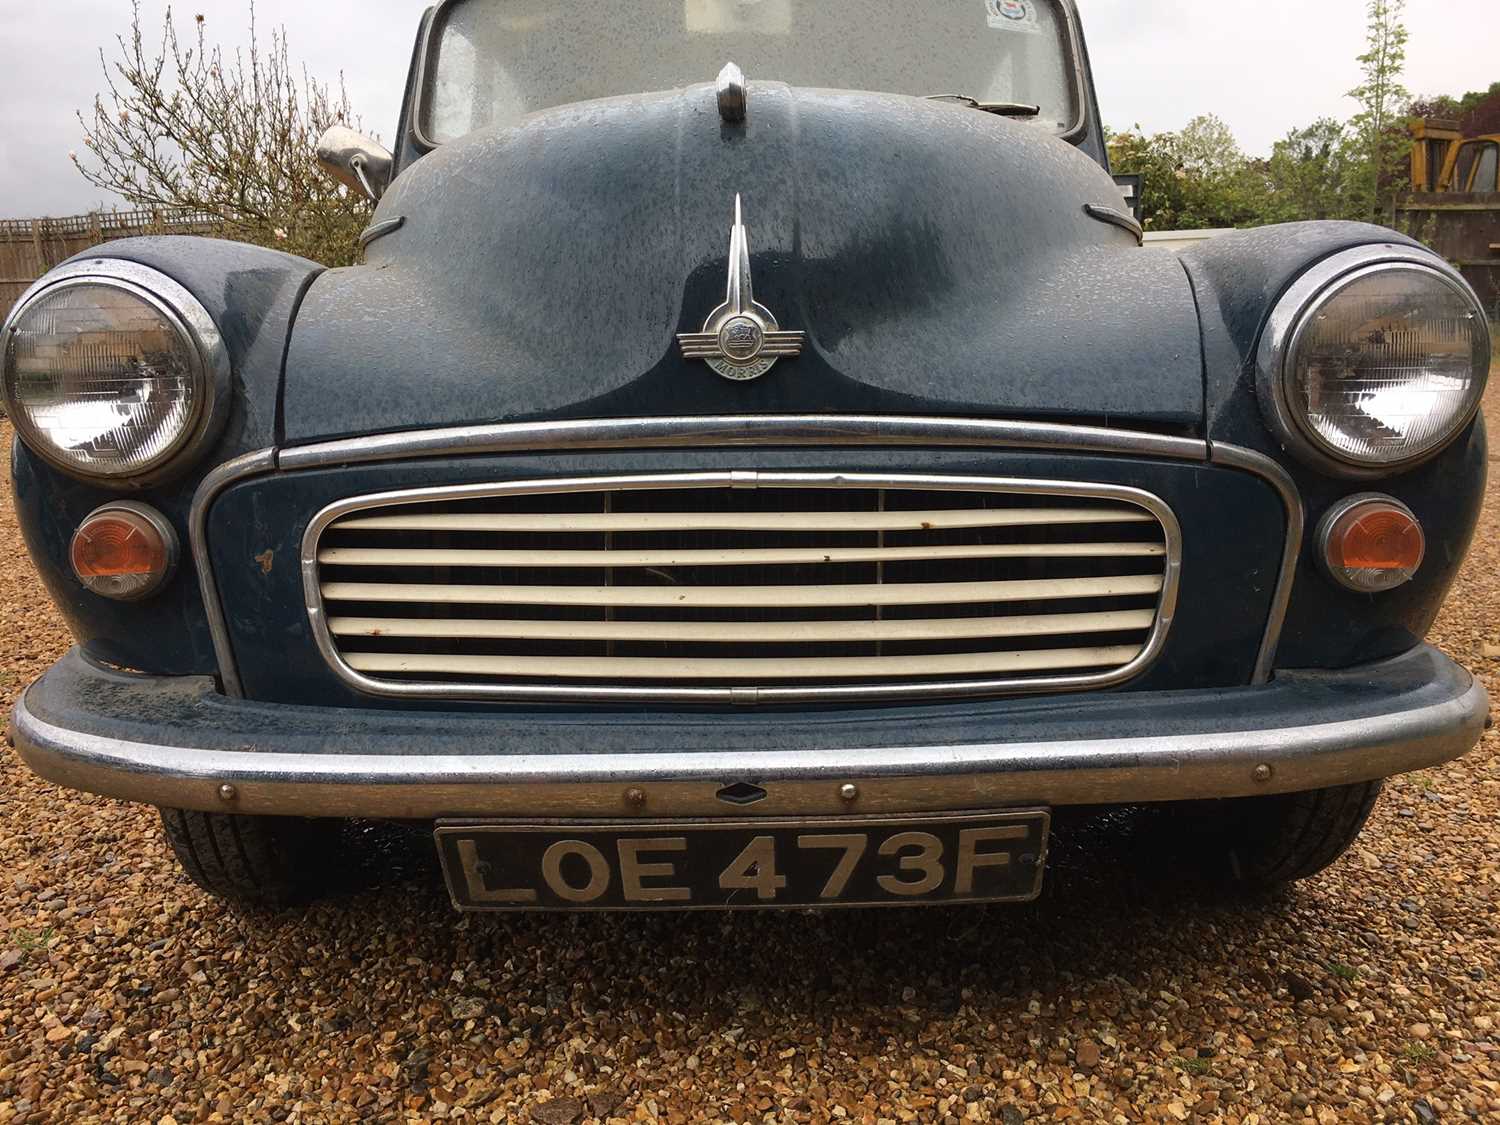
(0, 0, 1494, 219)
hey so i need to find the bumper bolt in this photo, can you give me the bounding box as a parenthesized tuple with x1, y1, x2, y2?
(217, 783, 238, 803)
(624, 787, 646, 808)
(839, 783, 859, 803)
(1252, 764, 1273, 784)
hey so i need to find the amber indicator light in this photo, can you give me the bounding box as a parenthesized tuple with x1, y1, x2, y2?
(1321, 498, 1425, 592)
(69, 506, 175, 600)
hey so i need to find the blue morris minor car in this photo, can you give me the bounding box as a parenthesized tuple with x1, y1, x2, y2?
(4, 0, 1491, 911)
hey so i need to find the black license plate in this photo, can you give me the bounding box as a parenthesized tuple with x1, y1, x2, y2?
(436, 811, 1049, 912)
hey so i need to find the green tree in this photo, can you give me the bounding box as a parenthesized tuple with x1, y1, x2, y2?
(1257, 119, 1363, 224)
(1107, 126, 1186, 230)
(1345, 0, 1410, 220)
(73, 2, 372, 266)
(1108, 116, 1263, 231)
(1175, 114, 1244, 180)
(1409, 82, 1500, 137)
(1175, 115, 1266, 228)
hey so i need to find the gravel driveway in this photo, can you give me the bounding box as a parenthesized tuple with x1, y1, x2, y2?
(2, 384, 1497, 1123)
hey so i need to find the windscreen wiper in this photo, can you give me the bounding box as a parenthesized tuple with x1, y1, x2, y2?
(925, 94, 1042, 117)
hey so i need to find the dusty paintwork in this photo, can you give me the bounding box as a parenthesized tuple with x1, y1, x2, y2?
(4, 0, 1493, 920)
(284, 84, 1199, 444)
(4, 0, 1488, 699)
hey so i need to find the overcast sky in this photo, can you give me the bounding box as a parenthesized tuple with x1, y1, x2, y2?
(0, 0, 1493, 218)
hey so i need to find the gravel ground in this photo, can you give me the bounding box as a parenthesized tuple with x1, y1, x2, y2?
(2, 380, 1499, 1124)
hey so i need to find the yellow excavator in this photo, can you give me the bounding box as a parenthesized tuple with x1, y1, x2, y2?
(1409, 118, 1500, 193)
(1402, 119, 1499, 319)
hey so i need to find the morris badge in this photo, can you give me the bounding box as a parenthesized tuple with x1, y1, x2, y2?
(678, 195, 805, 381)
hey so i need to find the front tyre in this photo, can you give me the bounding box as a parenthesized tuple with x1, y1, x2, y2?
(157, 807, 342, 908)
(1183, 781, 1384, 889)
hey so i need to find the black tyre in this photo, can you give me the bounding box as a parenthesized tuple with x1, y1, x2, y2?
(158, 807, 343, 908)
(1178, 780, 1384, 889)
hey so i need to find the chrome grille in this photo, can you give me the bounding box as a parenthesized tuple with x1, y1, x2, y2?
(305, 473, 1180, 704)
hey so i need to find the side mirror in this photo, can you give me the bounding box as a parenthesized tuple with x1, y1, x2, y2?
(315, 126, 394, 202)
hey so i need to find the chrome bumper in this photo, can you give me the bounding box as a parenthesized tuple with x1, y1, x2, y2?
(10, 646, 1487, 820)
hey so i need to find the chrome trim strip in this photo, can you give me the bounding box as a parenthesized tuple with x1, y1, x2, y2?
(189, 449, 278, 698)
(278, 414, 1209, 470)
(1255, 244, 1492, 479)
(187, 418, 1299, 697)
(1, 258, 232, 488)
(302, 471, 1182, 705)
(13, 668, 1486, 818)
(358, 216, 406, 248)
(1083, 204, 1144, 245)
(1208, 442, 1304, 684)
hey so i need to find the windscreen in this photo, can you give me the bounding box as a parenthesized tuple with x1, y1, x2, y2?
(418, 0, 1081, 145)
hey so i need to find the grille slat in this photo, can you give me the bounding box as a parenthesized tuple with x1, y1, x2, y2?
(318, 542, 1167, 567)
(320, 574, 1165, 609)
(309, 475, 1178, 702)
(332, 507, 1155, 533)
(342, 646, 1144, 680)
(325, 608, 1159, 644)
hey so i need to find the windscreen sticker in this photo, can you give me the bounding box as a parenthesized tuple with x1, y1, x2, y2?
(685, 0, 792, 35)
(986, 0, 1042, 33)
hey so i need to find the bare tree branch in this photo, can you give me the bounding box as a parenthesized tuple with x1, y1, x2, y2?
(73, 2, 373, 265)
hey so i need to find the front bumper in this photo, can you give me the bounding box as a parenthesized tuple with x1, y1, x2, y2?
(10, 645, 1488, 820)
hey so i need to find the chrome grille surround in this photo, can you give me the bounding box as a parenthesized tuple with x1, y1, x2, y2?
(303, 472, 1181, 705)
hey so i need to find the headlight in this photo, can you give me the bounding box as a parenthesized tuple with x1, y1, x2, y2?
(1, 260, 228, 483)
(1257, 247, 1490, 476)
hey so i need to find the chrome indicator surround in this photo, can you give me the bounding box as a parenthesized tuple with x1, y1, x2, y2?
(677, 196, 805, 381)
(1314, 493, 1425, 593)
(189, 416, 1303, 698)
(301, 471, 1183, 705)
(70, 501, 181, 603)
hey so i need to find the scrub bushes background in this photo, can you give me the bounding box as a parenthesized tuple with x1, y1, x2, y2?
(56, 0, 1500, 259)
(1108, 0, 1499, 232)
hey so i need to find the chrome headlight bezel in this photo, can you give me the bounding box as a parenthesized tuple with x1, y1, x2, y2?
(1255, 245, 1491, 479)
(0, 258, 231, 486)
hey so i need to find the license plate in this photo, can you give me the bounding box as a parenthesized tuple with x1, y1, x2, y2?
(436, 810, 1049, 912)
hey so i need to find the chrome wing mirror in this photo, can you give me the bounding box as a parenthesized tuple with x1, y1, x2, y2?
(315, 126, 394, 202)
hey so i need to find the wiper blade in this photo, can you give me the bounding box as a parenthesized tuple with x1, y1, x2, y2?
(925, 94, 1041, 117)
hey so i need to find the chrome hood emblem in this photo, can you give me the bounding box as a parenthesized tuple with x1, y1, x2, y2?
(678, 195, 805, 381)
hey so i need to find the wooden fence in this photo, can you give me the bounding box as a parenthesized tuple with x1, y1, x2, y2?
(1, 208, 222, 317)
(1393, 193, 1500, 320)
